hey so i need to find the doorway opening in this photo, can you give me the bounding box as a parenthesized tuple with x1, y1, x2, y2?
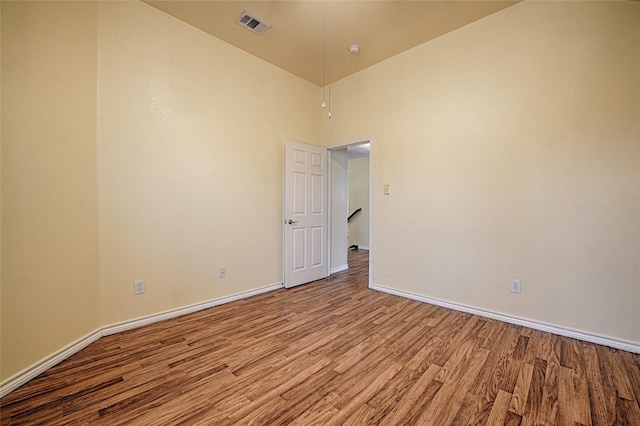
(328, 139, 372, 287)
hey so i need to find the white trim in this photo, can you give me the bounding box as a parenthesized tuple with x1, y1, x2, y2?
(371, 283, 640, 354)
(330, 264, 349, 274)
(327, 135, 374, 151)
(0, 282, 283, 398)
(327, 149, 333, 281)
(327, 136, 374, 289)
(0, 329, 102, 398)
(103, 283, 283, 335)
(353, 246, 369, 251)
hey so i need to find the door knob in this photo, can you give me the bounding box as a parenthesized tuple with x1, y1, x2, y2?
(287, 219, 299, 225)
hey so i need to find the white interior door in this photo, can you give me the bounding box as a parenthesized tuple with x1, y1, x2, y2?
(284, 139, 329, 288)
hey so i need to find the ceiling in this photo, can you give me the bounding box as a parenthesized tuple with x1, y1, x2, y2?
(143, 1, 519, 87)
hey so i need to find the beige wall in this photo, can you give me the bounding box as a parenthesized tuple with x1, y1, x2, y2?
(1, 0, 320, 382)
(348, 156, 370, 248)
(96, 1, 320, 326)
(2, 0, 638, 386)
(1, 1, 101, 380)
(330, 149, 349, 270)
(324, 1, 640, 344)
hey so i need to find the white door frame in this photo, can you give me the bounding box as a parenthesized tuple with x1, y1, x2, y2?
(327, 137, 374, 288)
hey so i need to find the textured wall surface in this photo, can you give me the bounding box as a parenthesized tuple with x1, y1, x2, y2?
(1, 1, 100, 381)
(324, 1, 640, 343)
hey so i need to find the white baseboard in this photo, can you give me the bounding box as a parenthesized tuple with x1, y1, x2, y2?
(0, 329, 103, 399)
(0, 282, 283, 398)
(357, 246, 370, 250)
(330, 264, 349, 274)
(102, 282, 283, 336)
(371, 283, 640, 354)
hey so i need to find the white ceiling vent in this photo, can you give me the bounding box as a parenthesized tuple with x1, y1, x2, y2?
(237, 11, 271, 36)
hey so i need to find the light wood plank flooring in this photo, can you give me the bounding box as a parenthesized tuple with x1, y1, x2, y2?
(2, 250, 639, 425)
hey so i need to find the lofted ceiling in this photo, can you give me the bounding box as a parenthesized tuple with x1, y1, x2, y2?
(144, 1, 519, 87)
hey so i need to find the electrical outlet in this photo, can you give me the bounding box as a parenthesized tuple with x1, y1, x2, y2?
(219, 268, 226, 279)
(510, 279, 521, 294)
(134, 280, 145, 295)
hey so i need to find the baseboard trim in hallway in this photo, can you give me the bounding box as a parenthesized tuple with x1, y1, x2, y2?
(371, 283, 640, 354)
(330, 264, 349, 274)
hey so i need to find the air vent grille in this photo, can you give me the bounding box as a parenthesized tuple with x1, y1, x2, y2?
(237, 11, 271, 35)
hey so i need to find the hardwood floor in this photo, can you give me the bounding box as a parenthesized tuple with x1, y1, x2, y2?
(2, 249, 639, 425)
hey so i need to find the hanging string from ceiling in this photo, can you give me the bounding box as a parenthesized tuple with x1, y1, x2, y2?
(321, 0, 331, 118)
